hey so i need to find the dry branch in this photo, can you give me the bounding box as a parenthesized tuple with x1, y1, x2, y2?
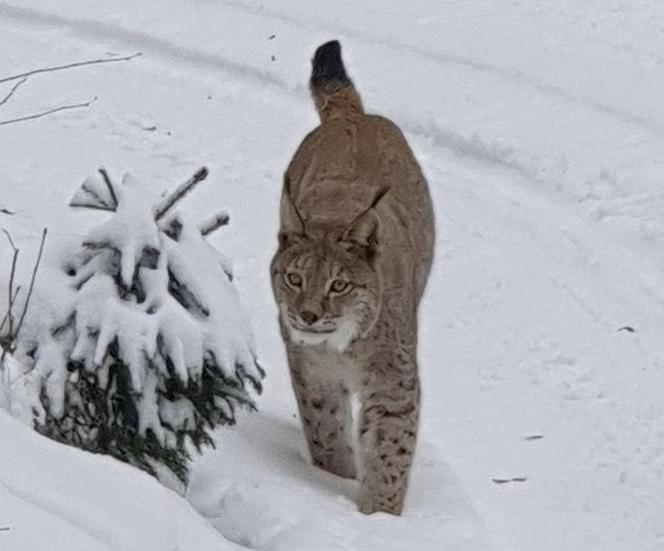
(0, 286, 20, 337)
(2, 230, 19, 337)
(14, 228, 48, 343)
(200, 211, 230, 236)
(0, 53, 142, 85)
(0, 228, 47, 368)
(2, 229, 17, 249)
(155, 167, 209, 221)
(0, 78, 27, 107)
(0, 97, 97, 127)
(73, 168, 222, 238)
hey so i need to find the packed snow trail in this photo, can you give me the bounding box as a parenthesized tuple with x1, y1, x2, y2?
(4, 0, 664, 227)
(1, 1, 663, 550)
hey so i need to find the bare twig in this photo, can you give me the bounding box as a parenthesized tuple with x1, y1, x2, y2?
(14, 228, 48, 344)
(2, 230, 17, 251)
(155, 167, 209, 221)
(0, 286, 20, 337)
(0, 53, 142, 85)
(2, 230, 19, 337)
(0, 97, 97, 127)
(200, 211, 230, 236)
(0, 78, 27, 107)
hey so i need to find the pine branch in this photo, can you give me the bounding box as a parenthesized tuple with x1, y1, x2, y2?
(70, 168, 118, 211)
(0, 53, 142, 85)
(42, 164, 261, 484)
(199, 211, 230, 236)
(154, 167, 209, 221)
(98, 168, 119, 209)
(0, 97, 97, 127)
(168, 267, 210, 318)
(51, 312, 75, 338)
(0, 78, 27, 107)
(161, 216, 183, 241)
(69, 203, 116, 213)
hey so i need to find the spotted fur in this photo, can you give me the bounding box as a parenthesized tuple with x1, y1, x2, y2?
(270, 40, 435, 515)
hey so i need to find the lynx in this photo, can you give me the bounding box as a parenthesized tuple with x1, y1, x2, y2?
(270, 40, 435, 515)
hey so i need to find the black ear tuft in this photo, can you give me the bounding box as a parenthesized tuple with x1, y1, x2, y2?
(311, 40, 350, 88)
(339, 187, 390, 257)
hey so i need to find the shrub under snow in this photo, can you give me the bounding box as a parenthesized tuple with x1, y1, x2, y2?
(13, 167, 263, 486)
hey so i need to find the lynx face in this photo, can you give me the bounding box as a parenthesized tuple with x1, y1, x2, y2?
(271, 233, 381, 352)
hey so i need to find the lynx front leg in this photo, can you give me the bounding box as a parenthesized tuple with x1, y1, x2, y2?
(358, 371, 420, 515)
(288, 350, 356, 479)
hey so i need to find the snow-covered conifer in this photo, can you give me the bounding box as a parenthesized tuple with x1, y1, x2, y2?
(21, 167, 263, 485)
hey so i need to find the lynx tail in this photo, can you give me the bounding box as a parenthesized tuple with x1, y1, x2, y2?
(310, 40, 363, 122)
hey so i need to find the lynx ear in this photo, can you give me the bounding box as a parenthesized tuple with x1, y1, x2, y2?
(343, 209, 379, 248)
(341, 186, 390, 253)
(279, 175, 306, 244)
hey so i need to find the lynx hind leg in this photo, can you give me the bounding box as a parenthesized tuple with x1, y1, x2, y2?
(358, 375, 420, 515)
(290, 365, 356, 479)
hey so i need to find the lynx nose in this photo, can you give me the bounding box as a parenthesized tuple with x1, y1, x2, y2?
(300, 310, 320, 325)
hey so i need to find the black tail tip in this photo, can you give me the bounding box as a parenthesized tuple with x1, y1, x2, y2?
(311, 40, 349, 88)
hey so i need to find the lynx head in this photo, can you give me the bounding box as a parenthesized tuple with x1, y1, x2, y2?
(270, 184, 387, 352)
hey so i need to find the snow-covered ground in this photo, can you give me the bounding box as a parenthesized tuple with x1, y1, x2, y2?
(1, 1, 664, 549)
(0, 407, 242, 551)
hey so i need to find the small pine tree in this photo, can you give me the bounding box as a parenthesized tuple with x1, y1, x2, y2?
(28, 167, 263, 486)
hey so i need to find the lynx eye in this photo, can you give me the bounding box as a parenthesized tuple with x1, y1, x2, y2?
(286, 272, 303, 288)
(330, 279, 352, 294)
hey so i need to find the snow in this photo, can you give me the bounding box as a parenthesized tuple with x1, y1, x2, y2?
(0, 1, 663, 550)
(5, 166, 262, 468)
(0, 408, 241, 550)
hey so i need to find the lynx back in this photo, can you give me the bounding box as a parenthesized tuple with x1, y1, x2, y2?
(271, 40, 435, 515)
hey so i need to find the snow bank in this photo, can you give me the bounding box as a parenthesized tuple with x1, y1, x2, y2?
(0, 408, 239, 550)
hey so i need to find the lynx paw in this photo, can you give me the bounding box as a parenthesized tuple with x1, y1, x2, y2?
(358, 490, 404, 516)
